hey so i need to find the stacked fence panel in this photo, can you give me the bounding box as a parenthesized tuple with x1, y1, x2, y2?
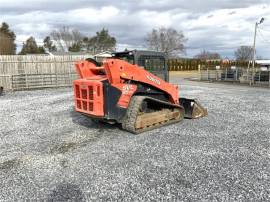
(199, 69, 270, 87)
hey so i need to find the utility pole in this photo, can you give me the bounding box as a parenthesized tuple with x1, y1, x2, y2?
(252, 18, 264, 84)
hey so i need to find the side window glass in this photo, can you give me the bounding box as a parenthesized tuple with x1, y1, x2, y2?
(139, 56, 165, 71)
(145, 59, 153, 70)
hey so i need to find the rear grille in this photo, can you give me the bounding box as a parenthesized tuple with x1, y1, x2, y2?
(75, 85, 80, 98)
(77, 100, 81, 109)
(89, 102, 94, 111)
(74, 81, 103, 116)
(75, 84, 95, 112)
(89, 86, 94, 100)
(82, 89, 87, 99)
(82, 101, 87, 111)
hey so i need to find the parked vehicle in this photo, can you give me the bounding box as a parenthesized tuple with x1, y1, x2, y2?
(73, 50, 207, 134)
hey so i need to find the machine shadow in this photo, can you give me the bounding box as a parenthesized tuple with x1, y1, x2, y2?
(69, 107, 121, 131)
(46, 183, 85, 201)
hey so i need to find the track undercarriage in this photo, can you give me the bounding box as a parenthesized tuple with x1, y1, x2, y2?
(122, 96, 183, 133)
(121, 96, 207, 134)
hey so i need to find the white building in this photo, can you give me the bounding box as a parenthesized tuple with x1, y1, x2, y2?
(256, 60, 270, 71)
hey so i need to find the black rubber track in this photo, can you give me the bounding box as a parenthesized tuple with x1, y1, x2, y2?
(122, 96, 184, 134)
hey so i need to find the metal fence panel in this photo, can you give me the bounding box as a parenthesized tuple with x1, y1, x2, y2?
(199, 69, 270, 87)
(11, 73, 78, 90)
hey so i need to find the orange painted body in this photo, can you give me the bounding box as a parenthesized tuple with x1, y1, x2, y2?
(73, 59, 180, 119)
(74, 78, 105, 117)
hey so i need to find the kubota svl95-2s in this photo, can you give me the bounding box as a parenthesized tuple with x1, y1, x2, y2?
(73, 50, 207, 133)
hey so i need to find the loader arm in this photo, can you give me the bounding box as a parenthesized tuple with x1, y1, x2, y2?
(102, 59, 180, 105)
(75, 58, 180, 108)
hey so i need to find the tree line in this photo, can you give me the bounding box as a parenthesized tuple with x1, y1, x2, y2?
(0, 23, 117, 55)
(0, 22, 255, 61)
(20, 27, 117, 55)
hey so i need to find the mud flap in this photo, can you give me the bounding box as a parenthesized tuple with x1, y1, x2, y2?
(179, 98, 208, 119)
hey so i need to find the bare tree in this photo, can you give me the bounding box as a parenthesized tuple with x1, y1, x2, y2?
(195, 50, 221, 60)
(234, 46, 253, 61)
(43, 36, 56, 52)
(72, 29, 84, 43)
(50, 26, 84, 52)
(145, 27, 187, 57)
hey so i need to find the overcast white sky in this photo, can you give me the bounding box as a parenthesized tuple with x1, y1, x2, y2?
(0, 0, 270, 58)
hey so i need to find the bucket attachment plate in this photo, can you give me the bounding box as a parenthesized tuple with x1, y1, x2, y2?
(179, 98, 208, 119)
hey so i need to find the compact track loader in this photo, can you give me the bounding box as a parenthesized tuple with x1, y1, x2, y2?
(73, 50, 207, 133)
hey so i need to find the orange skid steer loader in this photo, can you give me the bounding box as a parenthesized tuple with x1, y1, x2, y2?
(73, 50, 207, 134)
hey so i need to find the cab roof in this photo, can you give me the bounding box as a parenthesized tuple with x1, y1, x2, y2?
(112, 50, 167, 58)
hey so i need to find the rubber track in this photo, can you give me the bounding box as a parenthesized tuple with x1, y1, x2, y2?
(122, 96, 144, 133)
(122, 96, 184, 134)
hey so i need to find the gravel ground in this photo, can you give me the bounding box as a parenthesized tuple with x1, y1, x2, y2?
(0, 78, 270, 201)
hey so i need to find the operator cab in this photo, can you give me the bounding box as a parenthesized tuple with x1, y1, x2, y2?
(112, 50, 169, 82)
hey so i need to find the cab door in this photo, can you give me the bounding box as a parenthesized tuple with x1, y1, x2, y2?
(137, 56, 168, 81)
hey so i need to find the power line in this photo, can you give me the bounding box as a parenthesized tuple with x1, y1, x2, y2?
(258, 27, 270, 33)
(257, 28, 270, 43)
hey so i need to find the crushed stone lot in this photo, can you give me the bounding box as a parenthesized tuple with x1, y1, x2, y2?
(0, 78, 270, 201)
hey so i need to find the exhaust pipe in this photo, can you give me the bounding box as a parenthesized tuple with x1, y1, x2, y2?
(179, 98, 208, 119)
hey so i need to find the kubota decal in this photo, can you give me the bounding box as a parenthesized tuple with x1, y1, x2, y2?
(146, 75, 161, 85)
